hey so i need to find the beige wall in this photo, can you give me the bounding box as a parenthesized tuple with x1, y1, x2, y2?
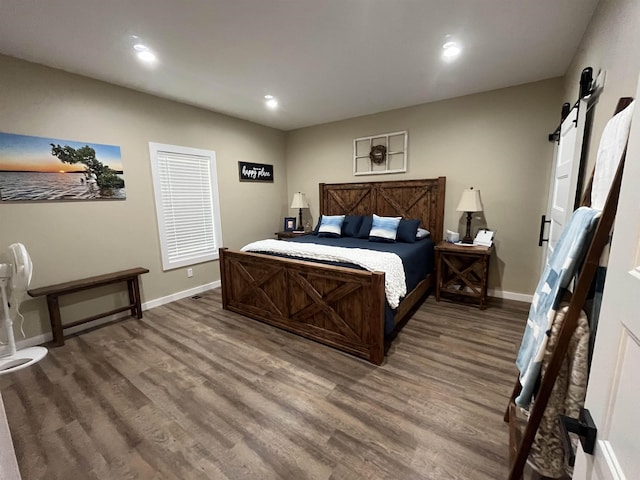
(13, 14, 629, 339)
(0, 54, 286, 339)
(564, 0, 640, 176)
(285, 79, 563, 296)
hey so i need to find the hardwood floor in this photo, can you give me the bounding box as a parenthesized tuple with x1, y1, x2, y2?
(0, 290, 530, 480)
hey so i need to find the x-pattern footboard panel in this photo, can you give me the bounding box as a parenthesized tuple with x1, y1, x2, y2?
(290, 272, 363, 342)
(231, 258, 286, 316)
(220, 249, 386, 364)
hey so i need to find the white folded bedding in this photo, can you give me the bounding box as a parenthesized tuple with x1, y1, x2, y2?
(241, 239, 407, 308)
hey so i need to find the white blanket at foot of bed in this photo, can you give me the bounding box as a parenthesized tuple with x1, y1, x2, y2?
(241, 239, 406, 308)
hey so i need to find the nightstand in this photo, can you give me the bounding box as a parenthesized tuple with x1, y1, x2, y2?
(435, 241, 493, 309)
(275, 231, 307, 240)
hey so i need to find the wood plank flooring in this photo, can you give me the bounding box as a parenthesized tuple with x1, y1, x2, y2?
(0, 290, 530, 480)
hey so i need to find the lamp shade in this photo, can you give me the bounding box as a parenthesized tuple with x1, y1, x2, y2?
(290, 192, 308, 209)
(456, 188, 483, 212)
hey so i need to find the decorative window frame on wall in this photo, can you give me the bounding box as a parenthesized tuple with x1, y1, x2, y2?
(353, 130, 408, 176)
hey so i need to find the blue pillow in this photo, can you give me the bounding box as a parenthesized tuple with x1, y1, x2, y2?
(369, 214, 401, 242)
(396, 219, 421, 243)
(342, 215, 363, 237)
(318, 215, 345, 238)
(357, 215, 373, 239)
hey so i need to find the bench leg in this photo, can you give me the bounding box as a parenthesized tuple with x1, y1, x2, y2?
(127, 279, 136, 317)
(46, 295, 65, 347)
(132, 277, 143, 319)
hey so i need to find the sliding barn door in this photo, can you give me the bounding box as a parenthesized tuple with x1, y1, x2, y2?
(540, 99, 589, 274)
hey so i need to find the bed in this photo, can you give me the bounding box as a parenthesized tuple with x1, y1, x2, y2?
(219, 177, 446, 364)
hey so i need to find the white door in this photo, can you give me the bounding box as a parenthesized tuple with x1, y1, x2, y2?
(573, 92, 640, 478)
(541, 100, 588, 273)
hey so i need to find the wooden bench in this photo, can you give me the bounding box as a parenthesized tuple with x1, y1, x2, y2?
(28, 267, 149, 346)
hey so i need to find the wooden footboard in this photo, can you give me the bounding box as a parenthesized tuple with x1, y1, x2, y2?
(220, 248, 386, 364)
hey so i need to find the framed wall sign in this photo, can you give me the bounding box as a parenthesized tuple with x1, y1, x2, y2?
(238, 161, 274, 182)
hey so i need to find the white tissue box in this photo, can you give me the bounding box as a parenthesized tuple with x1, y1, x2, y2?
(446, 230, 460, 243)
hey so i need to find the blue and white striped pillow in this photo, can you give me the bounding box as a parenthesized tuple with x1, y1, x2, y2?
(369, 214, 402, 242)
(318, 215, 346, 237)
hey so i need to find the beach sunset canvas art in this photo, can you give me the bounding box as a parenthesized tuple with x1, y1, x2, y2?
(0, 132, 125, 201)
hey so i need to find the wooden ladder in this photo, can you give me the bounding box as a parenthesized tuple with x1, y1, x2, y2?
(504, 97, 634, 480)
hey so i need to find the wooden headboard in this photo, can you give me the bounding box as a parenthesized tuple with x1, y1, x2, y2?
(319, 177, 446, 243)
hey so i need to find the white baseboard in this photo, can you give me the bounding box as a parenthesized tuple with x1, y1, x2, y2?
(16, 281, 526, 349)
(16, 281, 221, 349)
(488, 289, 533, 303)
(142, 281, 220, 310)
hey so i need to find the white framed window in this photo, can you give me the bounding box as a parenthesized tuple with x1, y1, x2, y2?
(148, 142, 223, 271)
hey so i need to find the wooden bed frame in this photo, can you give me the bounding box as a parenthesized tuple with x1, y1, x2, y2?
(219, 177, 446, 364)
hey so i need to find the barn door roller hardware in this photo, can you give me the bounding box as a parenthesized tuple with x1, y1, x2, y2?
(548, 67, 594, 142)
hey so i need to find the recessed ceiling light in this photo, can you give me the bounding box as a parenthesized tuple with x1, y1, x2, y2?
(264, 94, 278, 108)
(266, 98, 278, 109)
(132, 43, 157, 63)
(442, 41, 461, 60)
(137, 50, 157, 62)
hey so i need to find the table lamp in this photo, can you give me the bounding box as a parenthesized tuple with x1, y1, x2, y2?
(290, 192, 308, 231)
(456, 187, 483, 244)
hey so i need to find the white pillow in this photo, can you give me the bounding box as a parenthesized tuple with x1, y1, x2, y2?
(416, 228, 431, 239)
(318, 215, 345, 237)
(369, 214, 402, 242)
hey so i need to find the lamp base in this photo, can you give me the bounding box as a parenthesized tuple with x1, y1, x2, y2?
(296, 208, 304, 231)
(462, 211, 474, 244)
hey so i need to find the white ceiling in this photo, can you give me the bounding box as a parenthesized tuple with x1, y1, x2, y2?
(0, 0, 599, 131)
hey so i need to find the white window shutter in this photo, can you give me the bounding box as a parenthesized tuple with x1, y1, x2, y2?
(149, 143, 223, 270)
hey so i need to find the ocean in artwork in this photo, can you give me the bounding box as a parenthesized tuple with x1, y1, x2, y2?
(0, 131, 125, 201)
(0, 171, 125, 200)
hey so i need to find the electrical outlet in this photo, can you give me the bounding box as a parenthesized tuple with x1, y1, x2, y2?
(187, 268, 193, 278)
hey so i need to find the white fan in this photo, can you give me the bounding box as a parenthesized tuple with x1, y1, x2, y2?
(0, 243, 47, 375)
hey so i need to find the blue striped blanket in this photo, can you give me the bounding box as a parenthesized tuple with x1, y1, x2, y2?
(515, 207, 599, 408)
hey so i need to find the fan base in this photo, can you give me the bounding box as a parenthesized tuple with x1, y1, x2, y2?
(0, 347, 48, 376)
